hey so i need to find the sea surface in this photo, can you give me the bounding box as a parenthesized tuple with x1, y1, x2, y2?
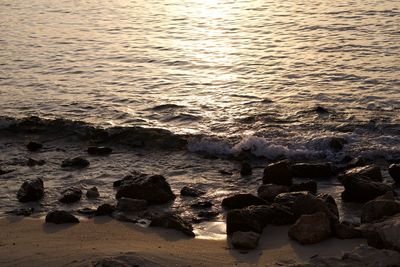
(0, 0, 399, 237)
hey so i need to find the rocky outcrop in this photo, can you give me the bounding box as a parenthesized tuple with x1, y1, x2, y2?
(389, 164, 400, 183)
(361, 199, 400, 223)
(257, 184, 289, 201)
(45, 210, 80, 224)
(340, 175, 392, 203)
(17, 178, 44, 202)
(61, 157, 90, 169)
(291, 163, 334, 178)
(116, 197, 148, 212)
(116, 173, 175, 205)
(263, 160, 292, 186)
(87, 146, 112, 156)
(231, 231, 260, 249)
(149, 213, 195, 237)
(59, 188, 82, 204)
(180, 186, 205, 197)
(288, 212, 331, 244)
(222, 194, 267, 210)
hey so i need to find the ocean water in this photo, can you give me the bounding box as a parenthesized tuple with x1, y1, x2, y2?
(0, 0, 399, 236)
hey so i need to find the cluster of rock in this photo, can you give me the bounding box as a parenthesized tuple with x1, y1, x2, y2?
(225, 159, 400, 251)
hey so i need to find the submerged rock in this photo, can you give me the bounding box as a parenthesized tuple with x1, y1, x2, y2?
(6, 208, 35, 217)
(86, 187, 100, 199)
(27, 141, 42, 152)
(240, 162, 252, 176)
(61, 157, 90, 169)
(95, 204, 116, 216)
(341, 176, 392, 203)
(288, 212, 331, 244)
(45, 210, 79, 224)
(290, 181, 317, 194)
(180, 186, 205, 197)
(26, 158, 46, 167)
(116, 197, 148, 212)
(291, 163, 334, 178)
(150, 213, 195, 237)
(59, 188, 82, 204)
(87, 146, 112, 156)
(222, 194, 267, 210)
(257, 184, 289, 201)
(115, 173, 175, 205)
(263, 160, 292, 186)
(231, 231, 260, 249)
(388, 163, 400, 183)
(17, 178, 44, 202)
(360, 199, 400, 223)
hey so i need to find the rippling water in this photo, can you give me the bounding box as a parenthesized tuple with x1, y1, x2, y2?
(1, 0, 400, 158)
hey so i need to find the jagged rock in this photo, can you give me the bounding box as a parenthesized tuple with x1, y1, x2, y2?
(231, 231, 260, 249)
(226, 204, 295, 234)
(290, 181, 317, 194)
(116, 197, 148, 212)
(27, 141, 42, 151)
(360, 199, 400, 223)
(341, 176, 392, 203)
(86, 187, 100, 199)
(61, 157, 90, 169)
(59, 188, 82, 204)
(332, 222, 362, 239)
(240, 162, 252, 176)
(26, 158, 45, 167)
(87, 146, 112, 156)
(389, 164, 400, 183)
(263, 160, 293, 186)
(116, 173, 175, 204)
(45, 210, 79, 224)
(190, 201, 212, 209)
(150, 213, 195, 237)
(257, 184, 289, 201)
(17, 178, 44, 202)
(6, 208, 35, 217)
(288, 212, 331, 244)
(95, 204, 116, 216)
(180, 186, 205, 197)
(360, 214, 400, 252)
(344, 165, 383, 182)
(291, 163, 334, 178)
(222, 194, 267, 210)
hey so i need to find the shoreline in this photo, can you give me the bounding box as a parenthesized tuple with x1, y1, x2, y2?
(0, 217, 366, 267)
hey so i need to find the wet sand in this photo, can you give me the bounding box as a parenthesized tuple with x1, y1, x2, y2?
(0, 217, 366, 267)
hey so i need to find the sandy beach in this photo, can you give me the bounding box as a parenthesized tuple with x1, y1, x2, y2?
(0, 217, 366, 267)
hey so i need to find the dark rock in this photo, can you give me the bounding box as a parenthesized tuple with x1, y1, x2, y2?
(290, 181, 317, 194)
(45, 210, 79, 224)
(332, 222, 362, 239)
(257, 184, 289, 201)
(197, 210, 219, 219)
(0, 168, 14, 175)
(226, 204, 296, 234)
(222, 194, 267, 210)
(389, 164, 400, 183)
(263, 160, 292, 186)
(314, 106, 329, 114)
(86, 187, 100, 199)
(113, 179, 123, 187)
(77, 208, 96, 216)
(59, 188, 82, 204)
(190, 201, 213, 209)
(27, 141, 42, 151)
(329, 137, 347, 151)
(87, 146, 112, 156)
(291, 163, 334, 178)
(240, 162, 252, 176)
(116, 197, 148, 212)
(27, 158, 46, 167)
(61, 157, 90, 169)
(17, 178, 44, 202)
(360, 199, 400, 223)
(6, 208, 35, 217)
(115, 173, 175, 205)
(231, 231, 260, 249)
(341, 175, 392, 203)
(344, 165, 383, 182)
(150, 213, 195, 237)
(95, 204, 116, 216)
(112, 212, 139, 223)
(180, 186, 205, 197)
(219, 170, 233, 176)
(288, 212, 331, 244)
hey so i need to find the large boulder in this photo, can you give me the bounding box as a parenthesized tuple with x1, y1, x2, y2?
(17, 178, 44, 202)
(340, 176, 392, 203)
(288, 212, 331, 244)
(263, 160, 292, 186)
(45, 210, 79, 224)
(257, 184, 289, 201)
(388, 164, 400, 183)
(149, 213, 195, 237)
(59, 188, 82, 204)
(226, 204, 295, 234)
(222, 194, 267, 210)
(360, 214, 400, 252)
(116, 197, 148, 212)
(231, 231, 260, 249)
(361, 199, 400, 223)
(291, 163, 334, 178)
(345, 165, 383, 182)
(116, 173, 175, 205)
